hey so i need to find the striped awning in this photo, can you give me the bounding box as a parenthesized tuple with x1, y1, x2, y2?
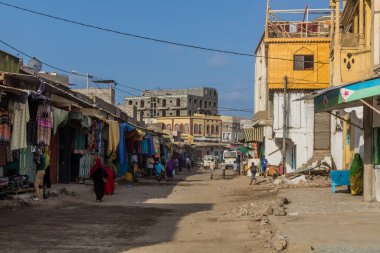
(239, 127, 264, 143)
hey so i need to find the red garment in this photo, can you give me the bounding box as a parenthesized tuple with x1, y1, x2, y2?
(104, 166, 115, 195)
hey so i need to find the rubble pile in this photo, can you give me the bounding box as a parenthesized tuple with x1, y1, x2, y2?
(229, 197, 289, 252)
(271, 175, 331, 188)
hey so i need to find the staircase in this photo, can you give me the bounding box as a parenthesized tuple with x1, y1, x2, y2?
(300, 150, 331, 170)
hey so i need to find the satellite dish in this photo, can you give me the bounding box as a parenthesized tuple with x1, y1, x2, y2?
(27, 57, 42, 72)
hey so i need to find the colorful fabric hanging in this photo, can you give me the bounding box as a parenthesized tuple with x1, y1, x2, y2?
(73, 129, 86, 154)
(107, 120, 120, 160)
(36, 103, 52, 146)
(19, 145, 35, 182)
(0, 109, 12, 143)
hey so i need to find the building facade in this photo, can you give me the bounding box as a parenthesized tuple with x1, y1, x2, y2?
(220, 115, 241, 144)
(318, 0, 380, 202)
(254, 3, 331, 172)
(123, 87, 218, 123)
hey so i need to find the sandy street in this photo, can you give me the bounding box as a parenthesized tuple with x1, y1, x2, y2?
(1, 168, 380, 253)
(0, 169, 279, 253)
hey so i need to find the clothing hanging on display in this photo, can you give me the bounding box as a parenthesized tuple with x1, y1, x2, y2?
(11, 101, 30, 151)
(52, 107, 69, 135)
(73, 129, 86, 154)
(0, 109, 12, 143)
(37, 103, 53, 146)
(107, 120, 120, 160)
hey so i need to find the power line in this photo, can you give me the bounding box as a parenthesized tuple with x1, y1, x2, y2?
(218, 106, 253, 112)
(0, 1, 329, 64)
(0, 1, 253, 57)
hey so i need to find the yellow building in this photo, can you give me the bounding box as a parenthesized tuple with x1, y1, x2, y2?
(266, 38, 330, 90)
(156, 113, 222, 142)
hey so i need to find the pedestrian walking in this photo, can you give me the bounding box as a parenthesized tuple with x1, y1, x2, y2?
(154, 159, 164, 181)
(166, 157, 175, 182)
(90, 157, 109, 202)
(249, 162, 257, 185)
(210, 158, 216, 179)
(186, 157, 192, 172)
(261, 157, 268, 178)
(236, 155, 241, 175)
(33, 147, 49, 201)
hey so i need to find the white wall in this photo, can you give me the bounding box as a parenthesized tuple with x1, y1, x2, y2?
(254, 39, 267, 115)
(330, 107, 364, 170)
(270, 92, 315, 171)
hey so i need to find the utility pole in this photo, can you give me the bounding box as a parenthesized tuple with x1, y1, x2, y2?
(282, 76, 288, 175)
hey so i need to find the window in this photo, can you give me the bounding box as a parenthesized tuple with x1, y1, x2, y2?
(189, 110, 192, 115)
(176, 110, 180, 116)
(162, 123, 166, 130)
(167, 124, 172, 130)
(174, 124, 179, 131)
(162, 111, 166, 116)
(214, 91, 217, 96)
(128, 100, 132, 105)
(194, 124, 199, 134)
(199, 124, 203, 134)
(209, 101, 211, 106)
(176, 98, 181, 107)
(216, 125, 219, 134)
(140, 100, 145, 108)
(204, 101, 207, 108)
(206, 125, 210, 134)
(162, 99, 166, 107)
(184, 124, 189, 134)
(214, 102, 216, 107)
(211, 125, 215, 135)
(294, 55, 314, 70)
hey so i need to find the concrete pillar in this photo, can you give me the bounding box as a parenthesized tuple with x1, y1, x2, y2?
(363, 102, 374, 202)
(359, 0, 365, 48)
(333, 0, 342, 86)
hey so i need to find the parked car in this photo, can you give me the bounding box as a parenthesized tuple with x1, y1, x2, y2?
(203, 155, 217, 168)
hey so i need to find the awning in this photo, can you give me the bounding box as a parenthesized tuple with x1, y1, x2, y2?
(314, 77, 380, 112)
(240, 127, 264, 143)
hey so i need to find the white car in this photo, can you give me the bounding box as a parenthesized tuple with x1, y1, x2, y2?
(203, 155, 217, 168)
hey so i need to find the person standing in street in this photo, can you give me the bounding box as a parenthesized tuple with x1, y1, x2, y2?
(166, 157, 175, 182)
(261, 157, 268, 178)
(249, 162, 257, 185)
(90, 157, 109, 202)
(186, 157, 192, 172)
(33, 147, 47, 201)
(210, 158, 216, 180)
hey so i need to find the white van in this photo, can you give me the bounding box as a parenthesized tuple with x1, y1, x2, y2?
(222, 150, 238, 169)
(203, 155, 217, 168)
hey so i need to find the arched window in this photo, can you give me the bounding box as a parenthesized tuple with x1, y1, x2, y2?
(216, 125, 219, 135)
(167, 124, 172, 130)
(176, 98, 181, 107)
(140, 100, 145, 108)
(194, 124, 199, 134)
(206, 125, 210, 134)
(128, 100, 132, 105)
(180, 124, 184, 133)
(184, 124, 189, 134)
(162, 99, 166, 107)
(174, 124, 179, 131)
(199, 124, 203, 134)
(211, 125, 215, 135)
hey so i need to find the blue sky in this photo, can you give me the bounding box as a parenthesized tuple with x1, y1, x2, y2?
(0, 0, 328, 117)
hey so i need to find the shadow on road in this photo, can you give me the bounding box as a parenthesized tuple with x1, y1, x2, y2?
(0, 168, 213, 253)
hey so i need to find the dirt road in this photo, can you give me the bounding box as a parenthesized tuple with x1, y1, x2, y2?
(0, 169, 278, 253)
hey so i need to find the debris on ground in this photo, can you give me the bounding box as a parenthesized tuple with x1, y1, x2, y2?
(271, 231, 288, 251)
(0, 199, 31, 210)
(60, 188, 80, 199)
(271, 175, 331, 188)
